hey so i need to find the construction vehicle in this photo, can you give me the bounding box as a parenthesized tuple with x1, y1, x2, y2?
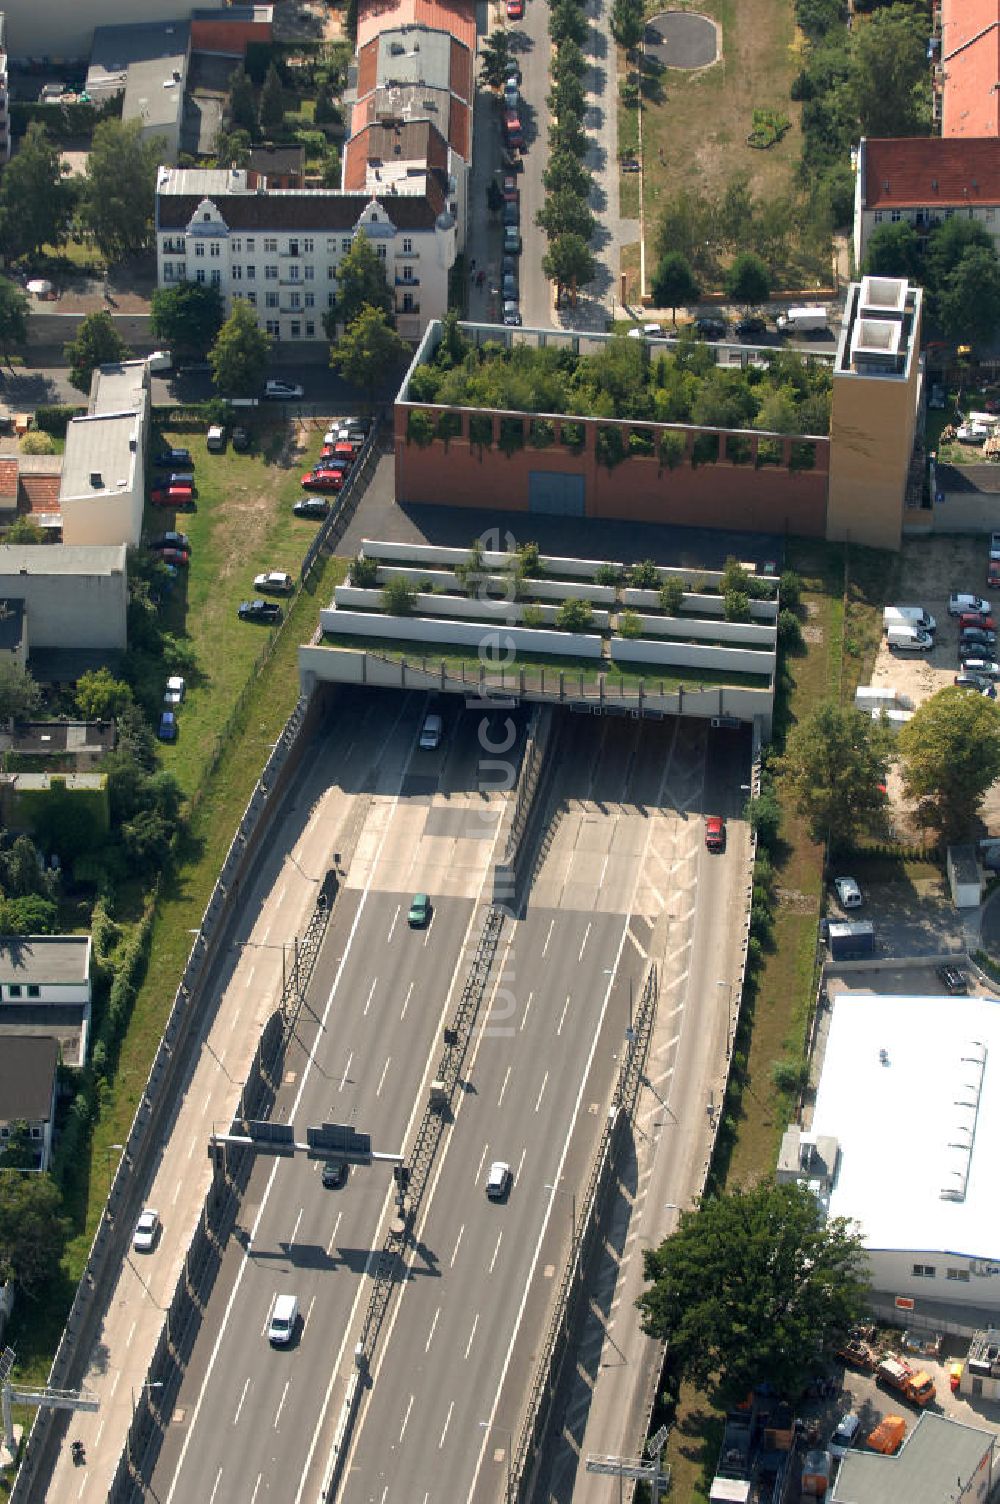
(865, 1415, 906, 1455)
(835, 1332, 877, 1371)
(876, 1355, 936, 1407)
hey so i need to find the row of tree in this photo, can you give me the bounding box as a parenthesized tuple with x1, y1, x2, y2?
(864, 216, 1000, 348)
(0, 118, 161, 266)
(538, 4, 597, 305)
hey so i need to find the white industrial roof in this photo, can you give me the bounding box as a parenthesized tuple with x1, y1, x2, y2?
(813, 993, 1000, 1261)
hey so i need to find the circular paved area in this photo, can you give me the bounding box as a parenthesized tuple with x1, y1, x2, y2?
(644, 10, 719, 69)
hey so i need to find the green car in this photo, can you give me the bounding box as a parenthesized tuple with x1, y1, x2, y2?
(408, 893, 431, 928)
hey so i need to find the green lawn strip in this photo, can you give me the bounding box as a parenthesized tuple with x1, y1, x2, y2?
(2, 556, 344, 1416)
(319, 632, 772, 692)
(149, 422, 326, 797)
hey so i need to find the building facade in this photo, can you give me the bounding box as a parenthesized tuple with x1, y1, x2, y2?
(854, 136, 1000, 271)
(156, 166, 456, 342)
(0, 935, 92, 1069)
(0, 1035, 57, 1171)
(60, 361, 150, 547)
(2, 0, 225, 62)
(0, 544, 127, 652)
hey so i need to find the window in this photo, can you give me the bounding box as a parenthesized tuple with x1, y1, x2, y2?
(0, 1129, 7, 1139)
(912, 1263, 936, 1278)
(246, 291, 257, 306)
(246, 265, 255, 281)
(288, 265, 300, 282)
(289, 291, 301, 309)
(232, 236, 242, 252)
(163, 262, 176, 281)
(26, 984, 39, 998)
(341, 237, 351, 253)
(326, 237, 336, 252)
(210, 241, 220, 258)
(290, 321, 301, 339)
(890, 209, 902, 223)
(266, 291, 278, 308)
(303, 237, 314, 253)
(402, 237, 413, 254)
(328, 292, 336, 307)
(304, 265, 314, 281)
(195, 242, 205, 258)
(196, 268, 205, 283)
(947, 1268, 971, 1282)
(328, 265, 337, 280)
(264, 237, 277, 252)
(7, 986, 20, 999)
(30, 1126, 41, 1139)
(402, 292, 415, 313)
(265, 265, 278, 280)
(370, 212, 378, 223)
(210, 269, 221, 286)
(376, 245, 386, 260)
(288, 239, 299, 256)
(305, 320, 315, 337)
(874, 211, 883, 224)
(232, 264, 242, 280)
(265, 319, 280, 336)
(402, 265, 414, 282)
(305, 292, 315, 308)
(203, 211, 211, 222)
(246, 237, 255, 252)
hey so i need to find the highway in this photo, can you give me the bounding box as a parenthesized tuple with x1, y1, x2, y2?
(146, 696, 525, 1503)
(333, 714, 749, 1504)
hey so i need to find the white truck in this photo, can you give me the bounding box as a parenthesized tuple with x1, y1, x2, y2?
(887, 626, 933, 653)
(776, 305, 828, 335)
(883, 605, 936, 634)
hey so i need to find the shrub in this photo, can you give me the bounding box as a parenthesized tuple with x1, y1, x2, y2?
(619, 80, 639, 107)
(595, 563, 621, 586)
(726, 435, 752, 465)
(517, 541, 542, 576)
(34, 404, 83, 436)
(756, 436, 783, 467)
(746, 789, 781, 846)
(789, 439, 817, 471)
(691, 433, 719, 466)
(724, 590, 751, 622)
(659, 577, 686, 615)
(349, 553, 379, 588)
(559, 420, 584, 451)
(770, 1056, 810, 1095)
(498, 416, 525, 455)
(721, 556, 752, 595)
(529, 418, 555, 448)
(436, 410, 462, 447)
(777, 607, 803, 650)
(555, 597, 594, 632)
(629, 559, 661, 590)
(469, 414, 493, 450)
(595, 426, 627, 468)
(779, 569, 803, 611)
(659, 431, 685, 469)
(628, 427, 655, 456)
(522, 604, 545, 628)
(381, 577, 417, 615)
(20, 431, 56, 454)
(406, 409, 436, 447)
(618, 609, 642, 638)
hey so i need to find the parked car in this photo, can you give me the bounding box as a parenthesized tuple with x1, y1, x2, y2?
(159, 547, 189, 567)
(164, 675, 185, 706)
(501, 173, 519, 203)
(206, 424, 226, 452)
(705, 815, 726, 851)
(834, 876, 863, 908)
(829, 1413, 861, 1459)
(232, 425, 251, 453)
(735, 315, 767, 337)
(150, 486, 194, 510)
(301, 468, 345, 492)
(988, 559, 1000, 588)
(503, 109, 523, 149)
(293, 496, 329, 519)
(148, 531, 190, 552)
(167, 472, 195, 489)
(501, 147, 523, 173)
(961, 627, 997, 649)
(960, 656, 1000, 679)
(408, 892, 431, 927)
(937, 964, 969, 994)
(959, 611, 996, 631)
(254, 570, 294, 594)
(157, 711, 177, 743)
(502, 200, 519, 228)
(153, 447, 192, 468)
(506, 0, 523, 17)
(133, 1208, 161, 1251)
(503, 300, 522, 327)
(263, 379, 304, 400)
(502, 273, 518, 302)
(504, 227, 522, 255)
(503, 82, 519, 110)
(695, 316, 727, 339)
(960, 639, 996, 663)
(238, 598, 282, 623)
(949, 593, 991, 616)
(954, 672, 997, 696)
(928, 384, 946, 410)
(504, 60, 522, 85)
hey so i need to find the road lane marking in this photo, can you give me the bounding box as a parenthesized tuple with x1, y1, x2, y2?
(399, 1395, 414, 1444)
(233, 1376, 250, 1425)
(497, 1064, 512, 1109)
(535, 1070, 549, 1113)
(110, 1371, 120, 1398)
(425, 1306, 440, 1353)
(578, 922, 591, 962)
(489, 1231, 503, 1274)
(542, 918, 555, 957)
(249, 1473, 262, 1504)
(377, 1056, 391, 1097)
(520, 989, 533, 1031)
(439, 1400, 454, 1449)
(246, 964, 255, 984)
(363, 978, 377, 1016)
(516, 1146, 526, 1184)
(339, 1051, 353, 1092)
(326, 1211, 342, 1260)
(127, 1320, 136, 1348)
(464, 1312, 479, 1359)
(208, 1469, 223, 1504)
(290, 1207, 303, 1245)
(275, 1379, 290, 1430)
(387, 905, 400, 943)
(400, 980, 414, 1020)
(556, 993, 571, 1036)
(172, 1177, 182, 1205)
(423, 910, 436, 945)
(475, 1143, 488, 1187)
(450, 1224, 464, 1267)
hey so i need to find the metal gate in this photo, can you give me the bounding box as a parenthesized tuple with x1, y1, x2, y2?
(528, 470, 585, 516)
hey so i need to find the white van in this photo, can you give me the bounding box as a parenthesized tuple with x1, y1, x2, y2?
(883, 605, 935, 634)
(887, 627, 932, 653)
(147, 350, 173, 372)
(268, 1293, 299, 1346)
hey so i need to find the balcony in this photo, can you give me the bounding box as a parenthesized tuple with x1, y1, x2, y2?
(395, 276, 420, 287)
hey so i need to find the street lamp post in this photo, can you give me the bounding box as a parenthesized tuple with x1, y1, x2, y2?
(478, 1419, 512, 1504)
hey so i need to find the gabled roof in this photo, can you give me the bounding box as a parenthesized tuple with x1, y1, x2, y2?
(19, 474, 61, 516)
(157, 185, 447, 232)
(343, 120, 450, 191)
(0, 461, 17, 504)
(356, 0, 475, 55)
(862, 136, 1000, 210)
(941, 0, 1000, 139)
(350, 87, 469, 160)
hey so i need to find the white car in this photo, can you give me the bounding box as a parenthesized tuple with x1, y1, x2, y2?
(486, 1161, 512, 1200)
(264, 380, 304, 400)
(961, 657, 1000, 680)
(133, 1208, 160, 1252)
(163, 676, 185, 706)
(254, 571, 294, 594)
(419, 713, 443, 749)
(830, 1412, 861, 1458)
(834, 876, 862, 909)
(949, 593, 991, 616)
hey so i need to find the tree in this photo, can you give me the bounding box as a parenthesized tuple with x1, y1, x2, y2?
(924, 217, 994, 289)
(939, 246, 1000, 346)
(778, 700, 892, 846)
(332, 305, 411, 406)
(849, 1, 931, 139)
(556, 598, 594, 632)
(553, 38, 587, 85)
(64, 311, 131, 393)
(725, 251, 770, 309)
(548, 112, 587, 161)
(637, 1179, 867, 1402)
(0, 1172, 69, 1291)
(543, 150, 592, 203)
(659, 577, 685, 615)
(0, 1122, 38, 1170)
(324, 230, 392, 336)
(151, 281, 225, 359)
(259, 63, 285, 130)
(611, 0, 644, 54)
(0, 123, 76, 262)
(79, 119, 162, 262)
(229, 68, 258, 134)
(4, 518, 44, 544)
(381, 576, 417, 615)
(75, 667, 134, 722)
(898, 687, 1000, 839)
(536, 188, 596, 245)
(795, 0, 847, 42)
(0, 280, 29, 364)
(549, 73, 586, 122)
(862, 221, 921, 279)
(0, 660, 41, 723)
(549, 0, 588, 47)
(209, 299, 271, 397)
(213, 126, 252, 168)
(480, 29, 511, 90)
(651, 253, 700, 324)
(320, 147, 342, 188)
(122, 808, 174, 877)
(542, 233, 597, 307)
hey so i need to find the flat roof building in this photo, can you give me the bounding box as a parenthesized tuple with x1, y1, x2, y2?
(87, 20, 190, 161)
(59, 361, 150, 548)
(831, 1411, 994, 1504)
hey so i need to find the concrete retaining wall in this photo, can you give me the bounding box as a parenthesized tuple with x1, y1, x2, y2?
(334, 585, 611, 630)
(373, 565, 616, 605)
(611, 637, 775, 675)
(631, 615, 776, 647)
(622, 587, 778, 622)
(319, 607, 605, 658)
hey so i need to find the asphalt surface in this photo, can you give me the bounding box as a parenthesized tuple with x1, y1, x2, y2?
(509, 0, 552, 330)
(148, 697, 525, 1504)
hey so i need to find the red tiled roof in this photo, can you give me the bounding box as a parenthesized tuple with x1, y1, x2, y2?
(357, 37, 378, 95)
(449, 35, 472, 101)
(19, 475, 61, 516)
(343, 119, 450, 192)
(0, 461, 17, 502)
(356, 0, 475, 55)
(863, 136, 1000, 210)
(941, 0, 1000, 139)
(449, 97, 470, 161)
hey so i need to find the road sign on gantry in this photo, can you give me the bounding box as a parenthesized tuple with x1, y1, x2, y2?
(306, 1122, 373, 1164)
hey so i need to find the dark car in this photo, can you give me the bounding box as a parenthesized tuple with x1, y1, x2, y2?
(502, 201, 519, 228)
(238, 598, 282, 623)
(735, 316, 767, 338)
(293, 496, 330, 519)
(501, 148, 523, 173)
(157, 711, 177, 743)
(503, 301, 522, 327)
(502, 273, 518, 302)
(148, 531, 190, 552)
(322, 1160, 348, 1189)
(937, 964, 969, 994)
(961, 627, 997, 649)
(954, 672, 997, 696)
(160, 547, 190, 567)
(695, 316, 727, 339)
(232, 425, 251, 453)
(504, 61, 522, 85)
(153, 447, 192, 468)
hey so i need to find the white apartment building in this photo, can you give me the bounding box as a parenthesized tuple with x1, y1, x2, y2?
(155, 166, 457, 343)
(854, 136, 1000, 271)
(60, 360, 150, 547)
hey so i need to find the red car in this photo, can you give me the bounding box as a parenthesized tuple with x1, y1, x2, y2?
(501, 174, 519, 203)
(159, 547, 190, 566)
(989, 559, 1000, 588)
(150, 486, 194, 509)
(301, 468, 345, 492)
(507, 0, 523, 16)
(705, 815, 726, 852)
(959, 610, 996, 631)
(318, 443, 356, 465)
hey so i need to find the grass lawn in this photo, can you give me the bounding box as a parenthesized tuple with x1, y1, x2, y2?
(320, 631, 773, 693)
(149, 419, 329, 797)
(660, 537, 888, 1503)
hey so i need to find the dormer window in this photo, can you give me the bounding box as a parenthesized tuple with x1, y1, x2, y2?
(203, 211, 211, 222)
